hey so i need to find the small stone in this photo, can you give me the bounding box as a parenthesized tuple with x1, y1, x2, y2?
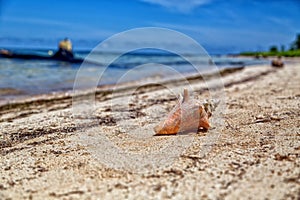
(256, 114, 264, 119)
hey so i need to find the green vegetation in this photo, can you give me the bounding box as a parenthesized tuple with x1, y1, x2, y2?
(269, 45, 278, 52)
(240, 49, 300, 57)
(291, 34, 300, 50)
(240, 34, 300, 57)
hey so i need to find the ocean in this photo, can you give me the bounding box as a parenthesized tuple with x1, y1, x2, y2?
(0, 48, 269, 101)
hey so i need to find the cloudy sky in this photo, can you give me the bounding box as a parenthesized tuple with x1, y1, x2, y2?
(0, 0, 299, 53)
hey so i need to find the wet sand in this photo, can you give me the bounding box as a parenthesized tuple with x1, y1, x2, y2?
(0, 63, 299, 199)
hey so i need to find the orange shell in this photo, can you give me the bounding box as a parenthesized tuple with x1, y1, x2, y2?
(154, 89, 210, 135)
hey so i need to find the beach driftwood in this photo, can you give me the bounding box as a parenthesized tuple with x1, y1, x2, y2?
(154, 89, 211, 135)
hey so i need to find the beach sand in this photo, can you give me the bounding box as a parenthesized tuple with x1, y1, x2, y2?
(0, 62, 299, 199)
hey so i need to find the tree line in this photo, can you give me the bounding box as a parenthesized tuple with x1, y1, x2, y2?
(269, 34, 300, 52)
(241, 34, 300, 57)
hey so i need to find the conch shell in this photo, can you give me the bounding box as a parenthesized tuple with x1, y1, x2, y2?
(154, 89, 211, 135)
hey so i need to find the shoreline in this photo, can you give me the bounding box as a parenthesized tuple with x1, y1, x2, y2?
(0, 65, 246, 108)
(229, 54, 300, 62)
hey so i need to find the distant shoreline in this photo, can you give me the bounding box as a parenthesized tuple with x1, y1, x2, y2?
(229, 54, 300, 62)
(0, 66, 245, 110)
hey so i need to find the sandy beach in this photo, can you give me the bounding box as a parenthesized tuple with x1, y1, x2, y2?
(0, 62, 299, 199)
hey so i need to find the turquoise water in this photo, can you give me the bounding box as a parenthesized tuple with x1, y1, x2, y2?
(0, 49, 269, 101)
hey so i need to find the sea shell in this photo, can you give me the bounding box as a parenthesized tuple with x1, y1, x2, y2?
(154, 89, 211, 135)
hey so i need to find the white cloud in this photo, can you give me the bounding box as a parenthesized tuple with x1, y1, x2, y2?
(140, 0, 211, 13)
(266, 16, 293, 30)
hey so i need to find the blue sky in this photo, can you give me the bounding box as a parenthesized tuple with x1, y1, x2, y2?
(0, 0, 299, 53)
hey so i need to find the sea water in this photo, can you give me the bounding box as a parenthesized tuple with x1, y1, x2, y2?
(0, 49, 269, 101)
